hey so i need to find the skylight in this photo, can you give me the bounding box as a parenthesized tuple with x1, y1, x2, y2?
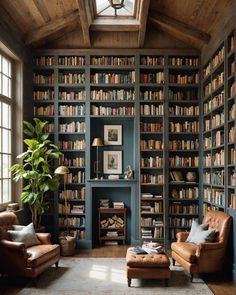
(95, 0, 135, 17)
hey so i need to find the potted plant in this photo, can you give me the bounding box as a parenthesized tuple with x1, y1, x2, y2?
(10, 118, 61, 229)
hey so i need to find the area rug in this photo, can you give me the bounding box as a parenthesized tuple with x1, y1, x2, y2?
(19, 257, 213, 295)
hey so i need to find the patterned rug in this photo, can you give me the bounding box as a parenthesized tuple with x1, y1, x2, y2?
(18, 257, 213, 295)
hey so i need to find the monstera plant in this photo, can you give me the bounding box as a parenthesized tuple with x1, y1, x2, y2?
(11, 118, 61, 229)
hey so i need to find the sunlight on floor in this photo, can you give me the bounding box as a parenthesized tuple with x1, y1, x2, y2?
(89, 263, 126, 285)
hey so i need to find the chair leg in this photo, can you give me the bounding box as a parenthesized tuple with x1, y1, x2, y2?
(55, 261, 59, 268)
(190, 273, 194, 282)
(172, 258, 176, 266)
(127, 278, 131, 287)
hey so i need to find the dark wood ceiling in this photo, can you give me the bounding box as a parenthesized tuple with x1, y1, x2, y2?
(0, 0, 234, 50)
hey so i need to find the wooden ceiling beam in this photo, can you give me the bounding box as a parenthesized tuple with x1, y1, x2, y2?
(32, 0, 51, 23)
(76, 0, 91, 47)
(138, 0, 150, 48)
(24, 10, 79, 45)
(90, 19, 139, 31)
(149, 10, 210, 45)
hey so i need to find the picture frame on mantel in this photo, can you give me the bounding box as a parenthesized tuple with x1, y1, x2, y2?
(104, 125, 122, 145)
(103, 151, 122, 174)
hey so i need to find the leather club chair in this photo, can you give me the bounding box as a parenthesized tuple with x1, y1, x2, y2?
(0, 211, 60, 278)
(171, 210, 232, 281)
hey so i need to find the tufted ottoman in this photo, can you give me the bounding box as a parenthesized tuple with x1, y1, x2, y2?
(126, 247, 171, 287)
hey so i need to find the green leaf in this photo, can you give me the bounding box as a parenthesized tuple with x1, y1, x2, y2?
(24, 139, 39, 150)
(24, 121, 35, 133)
(16, 151, 29, 159)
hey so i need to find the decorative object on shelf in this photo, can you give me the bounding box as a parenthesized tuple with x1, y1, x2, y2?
(186, 171, 197, 182)
(124, 165, 133, 179)
(10, 118, 61, 229)
(92, 137, 103, 179)
(103, 150, 122, 174)
(55, 165, 76, 256)
(104, 125, 122, 145)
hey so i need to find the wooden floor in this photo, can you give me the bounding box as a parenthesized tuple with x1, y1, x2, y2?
(1, 245, 236, 295)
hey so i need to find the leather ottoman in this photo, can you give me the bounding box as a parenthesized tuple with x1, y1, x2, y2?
(126, 247, 171, 287)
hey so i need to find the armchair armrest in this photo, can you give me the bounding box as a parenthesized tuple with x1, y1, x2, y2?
(0, 239, 28, 260)
(36, 233, 51, 244)
(196, 242, 224, 258)
(176, 231, 189, 242)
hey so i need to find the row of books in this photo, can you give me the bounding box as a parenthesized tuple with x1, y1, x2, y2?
(140, 90, 164, 101)
(140, 217, 163, 227)
(140, 122, 163, 133)
(91, 72, 135, 84)
(168, 89, 197, 101)
(141, 201, 163, 213)
(141, 193, 162, 199)
(91, 89, 135, 101)
(59, 204, 85, 214)
(59, 105, 85, 116)
(91, 105, 135, 116)
(140, 72, 164, 84)
(59, 121, 85, 133)
(64, 172, 85, 184)
(203, 91, 224, 114)
(59, 140, 86, 150)
(58, 56, 85, 66)
(169, 139, 199, 150)
(59, 188, 85, 200)
(33, 105, 54, 116)
(140, 104, 164, 116)
(140, 156, 163, 168)
(169, 203, 199, 214)
(169, 121, 199, 133)
(33, 73, 55, 84)
(169, 105, 199, 116)
(141, 139, 163, 150)
(170, 187, 199, 199)
(58, 217, 85, 227)
(33, 90, 54, 100)
(141, 174, 164, 184)
(59, 91, 86, 101)
(91, 56, 135, 66)
(168, 57, 199, 66)
(169, 156, 199, 167)
(169, 73, 199, 84)
(204, 188, 225, 206)
(58, 73, 85, 84)
(59, 156, 85, 167)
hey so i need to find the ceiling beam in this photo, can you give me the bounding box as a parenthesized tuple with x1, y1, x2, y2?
(32, 0, 51, 22)
(138, 0, 150, 47)
(149, 10, 210, 46)
(90, 18, 140, 31)
(24, 10, 79, 45)
(76, 0, 91, 47)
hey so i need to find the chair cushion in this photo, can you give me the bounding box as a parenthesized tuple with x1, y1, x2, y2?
(171, 242, 198, 263)
(8, 223, 41, 247)
(186, 220, 209, 242)
(27, 244, 60, 268)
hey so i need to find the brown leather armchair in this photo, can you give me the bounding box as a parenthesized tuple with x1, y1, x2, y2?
(0, 211, 60, 278)
(171, 210, 232, 281)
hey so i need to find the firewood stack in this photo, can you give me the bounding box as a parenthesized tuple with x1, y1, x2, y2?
(100, 214, 124, 229)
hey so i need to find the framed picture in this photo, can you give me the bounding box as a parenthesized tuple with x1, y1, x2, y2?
(103, 151, 122, 174)
(104, 125, 122, 145)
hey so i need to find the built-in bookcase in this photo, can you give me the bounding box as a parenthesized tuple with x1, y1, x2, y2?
(32, 50, 202, 248)
(167, 56, 200, 241)
(139, 55, 165, 244)
(202, 30, 236, 215)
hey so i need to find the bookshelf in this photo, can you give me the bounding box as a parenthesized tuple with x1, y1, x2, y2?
(32, 50, 203, 248)
(168, 55, 200, 241)
(139, 54, 165, 244)
(202, 30, 236, 215)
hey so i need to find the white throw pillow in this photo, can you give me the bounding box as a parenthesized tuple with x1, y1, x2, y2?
(8, 222, 41, 247)
(188, 228, 215, 244)
(186, 220, 209, 242)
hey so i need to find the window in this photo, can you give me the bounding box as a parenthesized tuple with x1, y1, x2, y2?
(0, 53, 12, 205)
(95, 0, 135, 16)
